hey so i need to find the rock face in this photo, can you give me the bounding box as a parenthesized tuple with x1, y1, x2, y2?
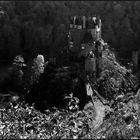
(93, 99, 106, 128)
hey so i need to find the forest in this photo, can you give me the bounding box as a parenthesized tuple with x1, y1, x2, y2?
(0, 1, 140, 63)
(0, 1, 140, 139)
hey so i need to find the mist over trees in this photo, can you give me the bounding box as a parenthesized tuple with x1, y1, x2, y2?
(0, 1, 140, 62)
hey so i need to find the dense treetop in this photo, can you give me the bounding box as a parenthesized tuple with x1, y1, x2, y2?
(0, 1, 139, 62)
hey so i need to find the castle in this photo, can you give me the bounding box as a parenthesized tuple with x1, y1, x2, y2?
(68, 15, 102, 56)
(68, 15, 103, 76)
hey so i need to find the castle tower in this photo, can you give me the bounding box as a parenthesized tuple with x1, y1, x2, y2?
(68, 15, 102, 56)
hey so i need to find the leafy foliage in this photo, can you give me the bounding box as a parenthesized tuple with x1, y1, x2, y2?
(0, 2, 140, 138)
(0, 45, 140, 139)
(0, 1, 140, 61)
(0, 89, 140, 139)
(0, 102, 95, 139)
(92, 48, 138, 101)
